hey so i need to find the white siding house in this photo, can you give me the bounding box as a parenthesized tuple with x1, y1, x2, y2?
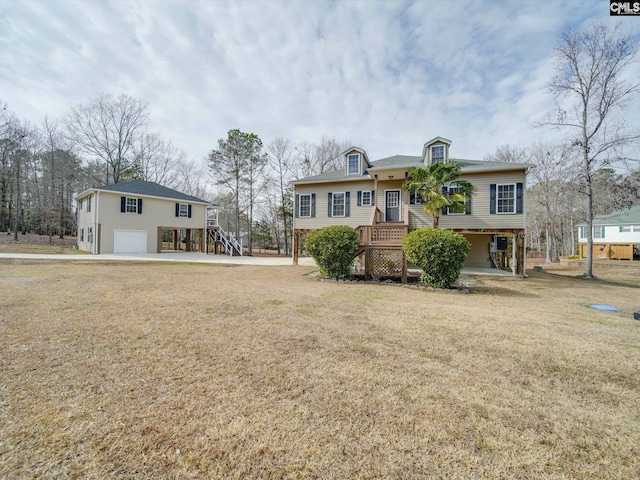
(577, 204, 640, 260)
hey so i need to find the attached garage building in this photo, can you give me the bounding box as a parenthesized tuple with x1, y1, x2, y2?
(76, 181, 211, 255)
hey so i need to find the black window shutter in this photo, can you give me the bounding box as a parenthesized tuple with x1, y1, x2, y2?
(490, 184, 496, 214)
(295, 195, 300, 218)
(137, 198, 143, 214)
(516, 183, 523, 214)
(409, 192, 415, 205)
(121, 196, 126, 213)
(441, 186, 448, 216)
(357, 191, 362, 206)
(188, 205, 192, 218)
(328, 192, 333, 217)
(345, 192, 350, 217)
(465, 196, 472, 215)
(311, 194, 316, 218)
(175, 203, 180, 217)
(371, 191, 375, 206)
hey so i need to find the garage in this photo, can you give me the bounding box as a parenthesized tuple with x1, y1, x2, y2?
(114, 230, 147, 253)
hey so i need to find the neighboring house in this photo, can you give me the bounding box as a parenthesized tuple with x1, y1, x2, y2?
(76, 180, 216, 254)
(577, 204, 640, 260)
(291, 137, 531, 277)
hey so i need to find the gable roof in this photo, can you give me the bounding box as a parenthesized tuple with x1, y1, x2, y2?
(292, 155, 531, 185)
(77, 180, 210, 204)
(584, 204, 640, 226)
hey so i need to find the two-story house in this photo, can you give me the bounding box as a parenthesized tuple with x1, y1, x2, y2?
(76, 180, 216, 254)
(291, 137, 531, 279)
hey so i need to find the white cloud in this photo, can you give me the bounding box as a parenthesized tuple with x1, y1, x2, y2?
(0, 0, 634, 167)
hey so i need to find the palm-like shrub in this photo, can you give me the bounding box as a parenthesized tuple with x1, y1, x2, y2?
(403, 228, 470, 288)
(306, 226, 359, 280)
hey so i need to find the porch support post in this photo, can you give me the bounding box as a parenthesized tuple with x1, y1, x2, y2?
(185, 229, 192, 252)
(511, 234, 517, 275)
(402, 250, 407, 284)
(403, 171, 409, 225)
(373, 175, 379, 224)
(516, 231, 525, 276)
(364, 248, 371, 280)
(293, 230, 299, 265)
(173, 229, 178, 250)
(157, 228, 162, 253)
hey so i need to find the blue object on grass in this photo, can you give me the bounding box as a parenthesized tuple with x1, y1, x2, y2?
(590, 304, 620, 312)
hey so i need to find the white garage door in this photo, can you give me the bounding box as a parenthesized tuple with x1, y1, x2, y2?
(114, 230, 147, 253)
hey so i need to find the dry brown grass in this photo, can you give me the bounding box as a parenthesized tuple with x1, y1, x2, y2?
(1, 260, 639, 479)
(0, 233, 79, 254)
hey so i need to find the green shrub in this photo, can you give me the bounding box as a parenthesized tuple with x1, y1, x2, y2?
(403, 228, 470, 288)
(306, 226, 359, 280)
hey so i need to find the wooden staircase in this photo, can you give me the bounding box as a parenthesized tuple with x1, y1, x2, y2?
(207, 225, 243, 256)
(355, 222, 409, 282)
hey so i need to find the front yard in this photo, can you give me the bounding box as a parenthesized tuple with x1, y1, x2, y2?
(0, 261, 638, 478)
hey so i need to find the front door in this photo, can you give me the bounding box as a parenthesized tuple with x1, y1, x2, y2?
(385, 190, 400, 222)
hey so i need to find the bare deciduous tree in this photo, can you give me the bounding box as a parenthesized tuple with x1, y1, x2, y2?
(544, 22, 640, 278)
(65, 93, 149, 184)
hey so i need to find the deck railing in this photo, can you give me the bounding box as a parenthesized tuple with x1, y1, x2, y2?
(357, 224, 409, 247)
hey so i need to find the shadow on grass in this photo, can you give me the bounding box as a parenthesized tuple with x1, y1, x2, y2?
(532, 269, 640, 290)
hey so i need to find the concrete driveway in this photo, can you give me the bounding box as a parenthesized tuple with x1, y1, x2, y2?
(0, 252, 516, 275)
(0, 251, 317, 266)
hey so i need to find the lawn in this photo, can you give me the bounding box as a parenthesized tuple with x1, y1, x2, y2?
(1, 261, 639, 479)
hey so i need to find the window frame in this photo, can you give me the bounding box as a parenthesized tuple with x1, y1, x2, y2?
(299, 194, 312, 218)
(496, 183, 516, 214)
(80, 228, 84, 242)
(633, 225, 640, 232)
(178, 203, 189, 218)
(126, 197, 138, 214)
(347, 154, 360, 175)
(88, 226, 93, 243)
(361, 190, 372, 207)
(593, 226, 605, 239)
(446, 185, 466, 215)
(620, 225, 632, 233)
(332, 192, 346, 217)
(431, 145, 445, 164)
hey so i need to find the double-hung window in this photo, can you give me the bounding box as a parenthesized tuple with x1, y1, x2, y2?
(431, 145, 445, 163)
(361, 191, 372, 206)
(620, 225, 631, 233)
(446, 186, 466, 215)
(88, 227, 93, 243)
(179, 203, 188, 217)
(497, 184, 516, 214)
(299, 194, 311, 217)
(347, 154, 360, 175)
(633, 225, 640, 232)
(126, 197, 138, 213)
(80, 228, 84, 242)
(332, 192, 346, 217)
(593, 226, 605, 239)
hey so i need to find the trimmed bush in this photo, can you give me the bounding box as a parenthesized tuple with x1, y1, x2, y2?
(306, 226, 359, 280)
(403, 228, 470, 288)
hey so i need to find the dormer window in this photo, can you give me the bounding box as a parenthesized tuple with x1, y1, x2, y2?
(347, 154, 360, 175)
(431, 145, 445, 163)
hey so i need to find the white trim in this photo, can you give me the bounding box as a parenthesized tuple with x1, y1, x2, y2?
(298, 194, 312, 218)
(361, 190, 373, 207)
(431, 144, 445, 164)
(384, 189, 401, 222)
(178, 203, 189, 217)
(125, 196, 139, 214)
(496, 183, 516, 215)
(446, 185, 466, 215)
(347, 153, 360, 175)
(331, 192, 346, 218)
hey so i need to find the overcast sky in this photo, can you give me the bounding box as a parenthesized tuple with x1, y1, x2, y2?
(1, 0, 638, 165)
